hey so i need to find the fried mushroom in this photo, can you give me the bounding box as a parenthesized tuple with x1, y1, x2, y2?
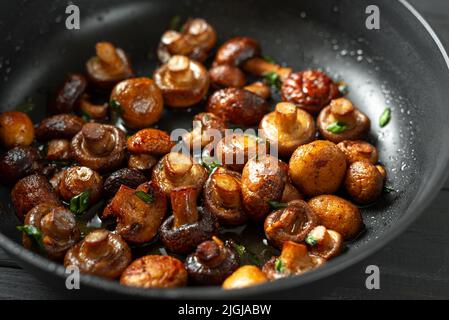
(127, 128, 174, 156)
(337, 140, 379, 165)
(209, 64, 246, 89)
(58, 166, 103, 204)
(0, 146, 42, 185)
(222, 265, 268, 290)
(0, 111, 35, 148)
(35, 114, 85, 141)
(305, 226, 343, 260)
(344, 161, 384, 204)
(49, 73, 87, 114)
(103, 168, 147, 198)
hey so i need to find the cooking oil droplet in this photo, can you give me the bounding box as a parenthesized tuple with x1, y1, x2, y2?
(300, 11, 307, 19)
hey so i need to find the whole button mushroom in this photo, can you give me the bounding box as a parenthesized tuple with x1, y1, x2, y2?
(222, 265, 268, 290)
(185, 237, 239, 285)
(21, 204, 80, 261)
(35, 114, 85, 141)
(0, 146, 42, 185)
(242, 155, 287, 221)
(128, 154, 158, 174)
(49, 73, 87, 114)
(86, 42, 133, 90)
(64, 229, 131, 279)
(281, 70, 340, 115)
(71, 122, 126, 172)
(46, 139, 72, 161)
(308, 195, 364, 240)
(103, 168, 147, 198)
(264, 200, 319, 248)
(0, 111, 35, 149)
(262, 241, 325, 280)
(337, 140, 379, 165)
(127, 128, 175, 156)
(120, 255, 188, 288)
(305, 226, 343, 260)
(160, 186, 218, 254)
(110, 77, 164, 130)
(152, 152, 208, 195)
(344, 161, 385, 204)
(260, 102, 316, 158)
(203, 167, 247, 226)
(317, 98, 370, 143)
(206, 88, 269, 126)
(103, 181, 167, 244)
(154, 55, 210, 108)
(58, 166, 103, 205)
(289, 140, 347, 197)
(209, 64, 247, 89)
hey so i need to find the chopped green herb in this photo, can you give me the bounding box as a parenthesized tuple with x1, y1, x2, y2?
(14, 99, 35, 114)
(384, 186, 395, 193)
(268, 201, 288, 210)
(379, 108, 391, 128)
(274, 258, 285, 273)
(305, 235, 318, 246)
(201, 157, 221, 174)
(337, 81, 349, 96)
(263, 71, 282, 90)
(109, 99, 123, 124)
(69, 190, 90, 215)
(231, 243, 246, 256)
(135, 190, 154, 204)
(326, 121, 348, 134)
(262, 54, 276, 64)
(169, 15, 182, 31)
(17, 225, 44, 251)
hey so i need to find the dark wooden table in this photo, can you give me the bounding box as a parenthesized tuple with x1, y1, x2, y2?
(1, 0, 449, 300)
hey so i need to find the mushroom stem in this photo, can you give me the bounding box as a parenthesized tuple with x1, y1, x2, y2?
(186, 19, 209, 42)
(167, 55, 194, 86)
(81, 123, 115, 156)
(164, 152, 193, 179)
(96, 42, 124, 72)
(213, 173, 241, 209)
(244, 82, 271, 100)
(329, 98, 357, 125)
(79, 94, 108, 120)
(196, 239, 226, 268)
(82, 229, 110, 255)
(274, 103, 298, 132)
(279, 241, 310, 271)
(170, 187, 199, 228)
(242, 57, 292, 81)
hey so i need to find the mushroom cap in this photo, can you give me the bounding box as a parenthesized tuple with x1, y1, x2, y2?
(49, 73, 87, 114)
(213, 37, 261, 66)
(127, 128, 174, 155)
(0, 111, 35, 148)
(59, 166, 103, 204)
(35, 114, 85, 141)
(0, 146, 42, 185)
(222, 265, 268, 289)
(337, 140, 379, 165)
(209, 64, 247, 89)
(307, 226, 343, 260)
(344, 161, 384, 204)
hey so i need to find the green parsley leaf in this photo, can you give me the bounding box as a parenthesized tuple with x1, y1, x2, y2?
(263, 71, 282, 90)
(232, 243, 246, 257)
(379, 108, 391, 128)
(305, 235, 318, 246)
(326, 121, 348, 134)
(268, 201, 288, 210)
(69, 190, 90, 215)
(201, 157, 221, 174)
(17, 225, 44, 251)
(135, 190, 154, 204)
(274, 258, 285, 273)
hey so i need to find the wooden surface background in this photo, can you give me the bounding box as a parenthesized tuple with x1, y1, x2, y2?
(1, 0, 449, 299)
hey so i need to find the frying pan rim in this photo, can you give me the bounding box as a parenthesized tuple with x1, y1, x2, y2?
(1, 0, 449, 299)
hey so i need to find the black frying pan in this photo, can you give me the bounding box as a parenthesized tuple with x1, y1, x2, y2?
(1, 0, 449, 299)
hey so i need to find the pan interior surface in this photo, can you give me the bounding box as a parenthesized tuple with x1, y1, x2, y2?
(0, 0, 449, 298)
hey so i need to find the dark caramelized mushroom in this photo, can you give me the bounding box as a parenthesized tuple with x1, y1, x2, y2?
(160, 187, 218, 254)
(281, 70, 340, 115)
(209, 65, 246, 89)
(110, 78, 164, 129)
(11, 174, 60, 221)
(127, 128, 174, 156)
(244, 81, 271, 100)
(64, 229, 132, 279)
(260, 102, 316, 157)
(344, 161, 384, 204)
(317, 98, 370, 143)
(35, 114, 85, 141)
(203, 167, 247, 225)
(120, 255, 187, 288)
(185, 237, 239, 285)
(71, 122, 126, 172)
(241, 155, 287, 221)
(262, 241, 325, 280)
(206, 88, 269, 126)
(154, 55, 210, 108)
(46, 139, 72, 161)
(49, 74, 87, 114)
(183, 112, 227, 149)
(152, 152, 208, 195)
(103, 168, 147, 198)
(22, 204, 80, 261)
(103, 181, 167, 244)
(0, 111, 35, 148)
(128, 154, 158, 174)
(0, 146, 42, 185)
(213, 37, 261, 67)
(86, 42, 133, 90)
(264, 200, 319, 248)
(337, 140, 379, 165)
(79, 94, 108, 120)
(58, 166, 103, 204)
(305, 226, 343, 260)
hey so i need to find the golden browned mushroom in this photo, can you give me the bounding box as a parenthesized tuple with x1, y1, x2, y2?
(337, 140, 379, 165)
(0, 111, 35, 148)
(58, 166, 103, 204)
(64, 229, 132, 279)
(86, 42, 133, 90)
(49, 74, 87, 114)
(110, 77, 164, 129)
(262, 241, 325, 280)
(152, 152, 208, 195)
(0, 146, 42, 185)
(264, 200, 319, 248)
(344, 161, 384, 204)
(308, 195, 364, 240)
(222, 265, 268, 290)
(260, 102, 316, 158)
(203, 167, 247, 225)
(305, 226, 343, 260)
(127, 128, 174, 156)
(71, 122, 126, 172)
(289, 140, 347, 197)
(46, 139, 72, 161)
(103, 181, 167, 244)
(21, 204, 80, 261)
(317, 98, 370, 143)
(183, 112, 227, 150)
(281, 182, 304, 203)
(78, 94, 108, 120)
(209, 64, 247, 89)
(154, 55, 210, 108)
(281, 70, 340, 115)
(206, 88, 269, 126)
(241, 155, 287, 221)
(128, 154, 158, 174)
(120, 255, 188, 288)
(160, 186, 218, 254)
(35, 114, 85, 141)
(243, 81, 271, 100)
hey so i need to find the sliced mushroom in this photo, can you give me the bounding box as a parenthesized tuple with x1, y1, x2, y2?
(281, 70, 340, 115)
(110, 77, 164, 129)
(260, 102, 316, 157)
(264, 200, 319, 248)
(58, 166, 103, 204)
(154, 55, 210, 108)
(127, 128, 174, 156)
(71, 122, 126, 172)
(222, 265, 268, 290)
(86, 42, 133, 90)
(49, 73, 87, 114)
(317, 98, 370, 143)
(337, 140, 379, 165)
(185, 237, 239, 285)
(209, 64, 246, 89)
(0, 111, 35, 148)
(203, 167, 247, 225)
(103, 168, 147, 198)
(344, 161, 384, 204)
(46, 139, 72, 161)
(64, 229, 132, 279)
(0, 146, 42, 185)
(160, 186, 218, 254)
(103, 181, 167, 244)
(35, 114, 85, 141)
(305, 226, 343, 260)
(79, 94, 108, 120)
